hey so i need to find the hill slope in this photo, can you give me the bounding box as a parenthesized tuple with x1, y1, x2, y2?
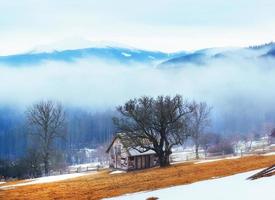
(0, 155, 274, 200)
(0, 47, 175, 66)
(159, 42, 275, 68)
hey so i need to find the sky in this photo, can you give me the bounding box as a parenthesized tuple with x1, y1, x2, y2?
(0, 0, 275, 55)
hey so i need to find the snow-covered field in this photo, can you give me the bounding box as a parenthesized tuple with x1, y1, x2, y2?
(0, 171, 96, 190)
(105, 169, 274, 200)
(69, 162, 100, 169)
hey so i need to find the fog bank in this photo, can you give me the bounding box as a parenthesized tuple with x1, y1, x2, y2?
(1, 56, 275, 133)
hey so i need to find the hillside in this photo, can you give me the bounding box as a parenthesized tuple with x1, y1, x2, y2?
(0, 155, 274, 200)
(107, 168, 274, 200)
(1, 42, 275, 67)
(0, 46, 173, 66)
(159, 42, 275, 68)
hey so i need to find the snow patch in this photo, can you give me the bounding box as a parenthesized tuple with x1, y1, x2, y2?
(0, 172, 95, 189)
(263, 151, 275, 156)
(195, 156, 240, 164)
(68, 162, 101, 169)
(105, 169, 274, 200)
(110, 170, 126, 175)
(121, 52, 132, 57)
(0, 182, 6, 185)
(194, 158, 223, 164)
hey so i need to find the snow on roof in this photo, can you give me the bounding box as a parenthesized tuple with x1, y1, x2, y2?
(106, 133, 156, 156)
(128, 149, 156, 156)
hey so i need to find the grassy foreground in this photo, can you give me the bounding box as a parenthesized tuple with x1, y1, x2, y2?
(0, 155, 274, 200)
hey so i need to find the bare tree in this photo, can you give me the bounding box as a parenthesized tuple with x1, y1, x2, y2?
(199, 132, 219, 158)
(208, 135, 234, 155)
(189, 102, 211, 159)
(241, 132, 255, 152)
(26, 100, 66, 175)
(113, 95, 194, 167)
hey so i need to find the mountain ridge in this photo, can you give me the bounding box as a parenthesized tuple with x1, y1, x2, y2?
(0, 42, 274, 67)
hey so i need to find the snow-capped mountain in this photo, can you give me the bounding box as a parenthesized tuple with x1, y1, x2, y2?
(0, 41, 274, 67)
(29, 38, 138, 54)
(0, 47, 175, 66)
(159, 42, 275, 68)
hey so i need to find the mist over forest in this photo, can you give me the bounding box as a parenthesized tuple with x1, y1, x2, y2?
(1, 44, 275, 161)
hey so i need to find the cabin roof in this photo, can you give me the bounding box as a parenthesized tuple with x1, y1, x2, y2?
(106, 133, 122, 153)
(128, 149, 156, 156)
(106, 133, 156, 156)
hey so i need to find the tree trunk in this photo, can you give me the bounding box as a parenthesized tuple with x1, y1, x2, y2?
(44, 153, 50, 176)
(204, 147, 207, 158)
(158, 151, 171, 167)
(195, 144, 199, 159)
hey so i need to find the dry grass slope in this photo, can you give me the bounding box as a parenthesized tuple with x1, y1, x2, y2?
(0, 155, 274, 200)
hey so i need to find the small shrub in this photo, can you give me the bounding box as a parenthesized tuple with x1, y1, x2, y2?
(146, 197, 159, 200)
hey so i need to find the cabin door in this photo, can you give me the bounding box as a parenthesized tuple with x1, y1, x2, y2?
(141, 156, 146, 168)
(145, 155, 150, 168)
(136, 156, 142, 169)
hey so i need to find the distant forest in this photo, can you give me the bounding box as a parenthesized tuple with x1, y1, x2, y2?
(0, 106, 116, 160)
(1, 102, 275, 161)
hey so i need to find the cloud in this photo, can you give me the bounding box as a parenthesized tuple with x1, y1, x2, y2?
(1, 51, 275, 134)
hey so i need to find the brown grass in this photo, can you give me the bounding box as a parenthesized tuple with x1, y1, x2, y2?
(146, 197, 159, 200)
(0, 155, 274, 200)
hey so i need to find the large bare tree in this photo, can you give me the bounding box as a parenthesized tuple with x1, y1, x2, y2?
(189, 102, 211, 159)
(26, 100, 66, 175)
(113, 95, 194, 167)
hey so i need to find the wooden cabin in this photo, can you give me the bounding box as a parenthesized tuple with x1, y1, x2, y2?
(106, 134, 158, 171)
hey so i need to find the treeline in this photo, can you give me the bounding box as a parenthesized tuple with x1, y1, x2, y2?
(1, 96, 274, 179)
(0, 102, 117, 179)
(0, 105, 116, 161)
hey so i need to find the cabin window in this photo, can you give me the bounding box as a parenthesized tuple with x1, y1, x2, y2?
(129, 157, 134, 161)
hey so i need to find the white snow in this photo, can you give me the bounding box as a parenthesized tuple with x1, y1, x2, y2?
(30, 38, 137, 53)
(263, 151, 275, 156)
(105, 169, 274, 200)
(110, 170, 126, 175)
(0, 172, 95, 190)
(30, 37, 96, 53)
(0, 182, 6, 185)
(121, 52, 132, 57)
(194, 156, 241, 164)
(69, 162, 101, 169)
(194, 158, 223, 164)
(128, 149, 156, 156)
(171, 150, 204, 163)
